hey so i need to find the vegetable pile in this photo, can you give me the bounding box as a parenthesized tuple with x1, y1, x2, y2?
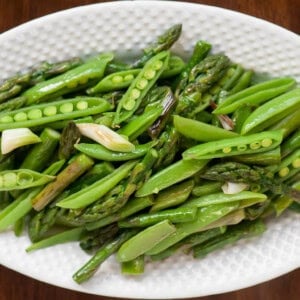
(0, 24, 299, 282)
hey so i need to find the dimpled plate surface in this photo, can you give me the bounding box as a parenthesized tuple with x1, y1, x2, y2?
(0, 1, 299, 298)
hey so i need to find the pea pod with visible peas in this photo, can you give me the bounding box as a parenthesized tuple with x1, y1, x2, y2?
(281, 129, 300, 158)
(183, 130, 283, 160)
(0, 169, 55, 191)
(0, 97, 112, 131)
(241, 88, 300, 135)
(276, 149, 300, 181)
(23, 53, 114, 104)
(113, 51, 170, 125)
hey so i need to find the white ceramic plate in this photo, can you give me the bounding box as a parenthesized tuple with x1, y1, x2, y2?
(0, 1, 299, 298)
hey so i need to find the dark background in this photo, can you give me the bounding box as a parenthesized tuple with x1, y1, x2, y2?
(0, 1, 299, 300)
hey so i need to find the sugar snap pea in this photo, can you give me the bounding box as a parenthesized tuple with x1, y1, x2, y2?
(0, 97, 112, 131)
(117, 220, 176, 262)
(136, 159, 208, 197)
(75, 141, 156, 161)
(173, 115, 238, 142)
(113, 51, 170, 125)
(0, 169, 54, 191)
(23, 53, 114, 104)
(183, 130, 283, 160)
(214, 77, 296, 115)
(241, 88, 300, 135)
(275, 149, 300, 181)
(281, 130, 300, 158)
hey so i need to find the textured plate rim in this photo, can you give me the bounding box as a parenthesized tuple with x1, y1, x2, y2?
(0, 1, 299, 298)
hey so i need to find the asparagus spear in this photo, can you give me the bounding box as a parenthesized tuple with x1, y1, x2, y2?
(73, 229, 138, 283)
(131, 24, 182, 68)
(32, 154, 94, 211)
(77, 149, 158, 222)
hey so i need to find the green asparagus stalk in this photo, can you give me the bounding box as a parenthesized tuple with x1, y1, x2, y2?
(192, 219, 266, 258)
(131, 24, 182, 68)
(73, 229, 138, 284)
(32, 154, 94, 211)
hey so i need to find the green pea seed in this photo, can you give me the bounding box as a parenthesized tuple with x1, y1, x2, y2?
(43, 106, 57, 116)
(249, 141, 261, 150)
(222, 147, 232, 153)
(76, 101, 88, 110)
(292, 158, 300, 168)
(112, 75, 123, 84)
(261, 138, 273, 148)
(144, 69, 156, 80)
(279, 167, 289, 177)
(130, 89, 141, 100)
(123, 98, 136, 111)
(3, 172, 17, 188)
(124, 74, 134, 81)
(14, 112, 28, 122)
(237, 144, 247, 151)
(0, 115, 14, 123)
(28, 109, 43, 120)
(60, 103, 74, 113)
(152, 60, 163, 70)
(17, 173, 33, 185)
(136, 78, 148, 90)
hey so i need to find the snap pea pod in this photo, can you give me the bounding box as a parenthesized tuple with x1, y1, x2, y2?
(121, 255, 145, 275)
(0, 97, 112, 131)
(150, 179, 194, 212)
(136, 159, 208, 197)
(118, 206, 197, 228)
(85, 196, 153, 231)
(87, 56, 185, 95)
(241, 88, 300, 135)
(0, 160, 65, 231)
(150, 209, 245, 261)
(113, 51, 170, 125)
(0, 153, 15, 172)
(232, 147, 281, 166)
(275, 149, 300, 181)
(281, 130, 300, 158)
(75, 141, 156, 161)
(272, 195, 293, 216)
(173, 115, 238, 142)
(20, 128, 61, 171)
(23, 53, 114, 104)
(183, 130, 283, 160)
(146, 202, 239, 255)
(26, 227, 84, 252)
(56, 161, 136, 209)
(117, 106, 163, 140)
(32, 154, 94, 211)
(117, 220, 176, 262)
(131, 23, 181, 68)
(87, 69, 141, 94)
(269, 109, 300, 138)
(182, 191, 267, 208)
(213, 77, 296, 115)
(73, 229, 138, 284)
(192, 219, 266, 258)
(232, 106, 252, 133)
(0, 169, 54, 191)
